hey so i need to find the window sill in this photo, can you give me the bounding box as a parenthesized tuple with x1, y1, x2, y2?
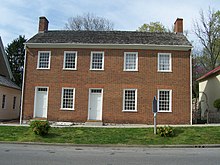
(158, 111, 172, 113)
(60, 108, 75, 111)
(123, 70, 138, 72)
(122, 110, 138, 112)
(157, 70, 172, 73)
(90, 69, 104, 71)
(36, 68, 50, 70)
(63, 68, 77, 71)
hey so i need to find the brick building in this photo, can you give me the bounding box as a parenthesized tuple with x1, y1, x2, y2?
(21, 17, 192, 125)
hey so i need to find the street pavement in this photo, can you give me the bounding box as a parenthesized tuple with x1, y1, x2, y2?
(0, 143, 220, 165)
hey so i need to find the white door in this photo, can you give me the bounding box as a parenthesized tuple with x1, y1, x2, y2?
(34, 87, 48, 118)
(88, 89, 103, 120)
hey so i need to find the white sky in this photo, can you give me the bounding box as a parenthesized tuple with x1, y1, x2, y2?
(0, 0, 219, 47)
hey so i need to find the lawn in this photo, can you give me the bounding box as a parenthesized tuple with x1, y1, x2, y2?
(0, 126, 220, 145)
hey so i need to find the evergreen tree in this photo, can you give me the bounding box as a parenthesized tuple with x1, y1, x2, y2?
(5, 35, 27, 87)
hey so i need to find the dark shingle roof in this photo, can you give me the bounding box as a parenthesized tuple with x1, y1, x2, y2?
(27, 31, 191, 46)
(0, 75, 20, 90)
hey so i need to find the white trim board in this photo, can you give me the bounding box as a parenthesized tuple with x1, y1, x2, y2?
(25, 43, 192, 51)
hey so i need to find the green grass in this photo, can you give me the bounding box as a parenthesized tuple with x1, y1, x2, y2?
(0, 126, 220, 145)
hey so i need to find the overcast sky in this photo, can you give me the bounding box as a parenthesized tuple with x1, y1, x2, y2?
(0, 0, 219, 47)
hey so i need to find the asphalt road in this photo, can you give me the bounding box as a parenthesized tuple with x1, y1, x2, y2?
(0, 143, 220, 165)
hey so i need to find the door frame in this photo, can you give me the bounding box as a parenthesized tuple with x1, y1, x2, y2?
(88, 88, 103, 121)
(33, 86, 49, 118)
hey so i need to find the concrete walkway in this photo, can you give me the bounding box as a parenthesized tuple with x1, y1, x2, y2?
(1, 121, 220, 128)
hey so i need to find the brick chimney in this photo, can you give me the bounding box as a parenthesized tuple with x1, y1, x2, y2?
(38, 16, 49, 33)
(174, 18, 183, 33)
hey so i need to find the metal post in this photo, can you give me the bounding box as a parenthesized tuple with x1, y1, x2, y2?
(152, 96, 157, 134)
(154, 113, 157, 134)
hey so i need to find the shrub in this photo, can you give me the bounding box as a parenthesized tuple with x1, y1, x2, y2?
(157, 126, 174, 137)
(213, 98, 220, 111)
(30, 120, 50, 136)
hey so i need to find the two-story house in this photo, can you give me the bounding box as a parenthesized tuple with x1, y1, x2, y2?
(0, 36, 21, 120)
(21, 17, 192, 125)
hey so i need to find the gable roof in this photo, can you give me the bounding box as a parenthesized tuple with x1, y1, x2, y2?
(0, 36, 14, 80)
(0, 75, 20, 90)
(197, 66, 220, 82)
(26, 31, 192, 49)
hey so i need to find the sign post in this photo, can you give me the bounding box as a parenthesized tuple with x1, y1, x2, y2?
(152, 96, 157, 134)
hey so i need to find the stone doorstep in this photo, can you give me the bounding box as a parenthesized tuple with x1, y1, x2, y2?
(31, 118, 47, 121)
(53, 122, 74, 126)
(85, 120, 103, 126)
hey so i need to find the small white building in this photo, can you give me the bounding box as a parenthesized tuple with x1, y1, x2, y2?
(197, 66, 220, 123)
(0, 37, 21, 121)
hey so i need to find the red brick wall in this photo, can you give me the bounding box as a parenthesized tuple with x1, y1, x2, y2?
(23, 48, 191, 124)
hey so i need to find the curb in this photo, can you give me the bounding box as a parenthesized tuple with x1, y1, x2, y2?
(1, 141, 220, 148)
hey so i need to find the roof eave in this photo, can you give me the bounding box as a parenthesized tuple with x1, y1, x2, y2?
(0, 83, 21, 90)
(25, 43, 192, 51)
(0, 37, 14, 80)
(197, 69, 220, 82)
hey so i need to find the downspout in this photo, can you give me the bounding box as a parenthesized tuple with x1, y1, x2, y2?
(190, 51, 193, 125)
(20, 44, 27, 125)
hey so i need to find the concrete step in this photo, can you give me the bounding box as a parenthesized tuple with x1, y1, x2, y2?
(85, 120, 103, 126)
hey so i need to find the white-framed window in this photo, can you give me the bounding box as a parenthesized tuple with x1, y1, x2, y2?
(158, 53, 172, 72)
(37, 51, 51, 69)
(63, 51, 77, 70)
(124, 52, 138, 71)
(157, 89, 172, 112)
(61, 88, 75, 110)
(90, 51, 104, 70)
(2, 95, 6, 109)
(13, 96, 16, 110)
(123, 89, 137, 112)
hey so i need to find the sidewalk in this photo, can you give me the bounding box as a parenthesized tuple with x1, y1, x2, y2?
(1, 120, 220, 128)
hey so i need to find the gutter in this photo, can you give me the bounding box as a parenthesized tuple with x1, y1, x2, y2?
(0, 141, 220, 148)
(25, 43, 192, 51)
(0, 84, 21, 90)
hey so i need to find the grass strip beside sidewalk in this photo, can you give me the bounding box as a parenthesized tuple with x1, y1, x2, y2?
(0, 126, 220, 145)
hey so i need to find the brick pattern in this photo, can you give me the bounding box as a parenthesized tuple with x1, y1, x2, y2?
(38, 17, 48, 33)
(23, 48, 191, 124)
(174, 18, 183, 33)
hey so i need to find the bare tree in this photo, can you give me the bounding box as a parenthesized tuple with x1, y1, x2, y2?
(194, 8, 220, 71)
(65, 13, 114, 31)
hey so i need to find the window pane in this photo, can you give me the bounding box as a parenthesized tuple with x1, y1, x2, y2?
(124, 89, 136, 111)
(91, 89, 102, 94)
(38, 88, 48, 92)
(91, 52, 103, 69)
(62, 88, 74, 109)
(39, 52, 50, 68)
(2, 95, 6, 109)
(159, 90, 171, 111)
(159, 54, 170, 71)
(125, 53, 137, 70)
(64, 52, 76, 69)
(13, 97, 16, 109)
